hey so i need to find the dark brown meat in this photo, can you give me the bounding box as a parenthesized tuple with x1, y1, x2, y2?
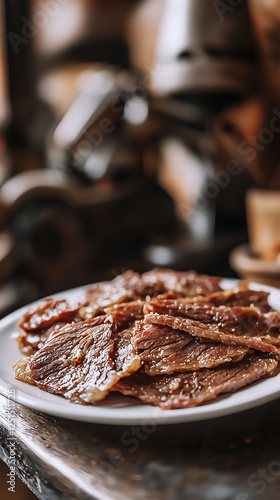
(11, 321, 69, 356)
(113, 328, 141, 375)
(29, 316, 120, 403)
(183, 287, 272, 313)
(144, 299, 280, 338)
(132, 321, 250, 375)
(79, 270, 167, 320)
(12, 270, 279, 409)
(115, 355, 278, 409)
(18, 298, 82, 333)
(14, 325, 142, 390)
(104, 301, 144, 329)
(113, 270, 168, 298)
(28, 315, 141, 403)
(143, 269, 222, 297)
(13, 300, 145, 356)
(145, 313, 279, 353)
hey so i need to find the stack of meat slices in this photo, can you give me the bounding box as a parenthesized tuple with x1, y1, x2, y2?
(12, 270, 279, 409)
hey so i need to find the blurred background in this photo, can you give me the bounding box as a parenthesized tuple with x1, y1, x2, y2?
(1, 1, 280, 498)
(1, 0, 280, 319)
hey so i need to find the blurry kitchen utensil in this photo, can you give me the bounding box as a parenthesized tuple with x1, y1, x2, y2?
(48, 67, 141, 182)
(230, 243, 280, 288)
(231, 187, 280, 286)
(246, 188, 280, 261)
(31, 0, 134, 65)
(149, 0, 258, 97)
(158, 137, 215, 241)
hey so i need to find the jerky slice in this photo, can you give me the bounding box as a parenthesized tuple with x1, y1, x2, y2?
(132, 321, 250, 375)
(29, 316, 119, 404)
(145, 313, 279, 353)
(115, 355, 278, 409)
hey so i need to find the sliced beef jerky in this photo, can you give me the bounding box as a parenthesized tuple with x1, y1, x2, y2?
(183, 287, 272, 313)
(145, 299, 280, 338)
(79, 284, 129, 320)
(81, 291, 175, 326)
(18, 297, 82, 333)
(132, 321, 250, 375)
(11, 321, 69, 356)
(13, 358, 35, 385)
(114, 270, 167, 298)
(115, 355, 278, 409)
(113, 327, 141, 375)
(16, 300, 145, 357)
(29, 316, 120, 404)
(28, 315, 141, 404)
(12, 330, 42, 357)
(104, 301, 144, 329)
(145, 313, 279, 353)
(143, 269, 222, 297)
(14, 322, 141, 389)
(14, 290, 145, 357)
(79, 270, 167, 320)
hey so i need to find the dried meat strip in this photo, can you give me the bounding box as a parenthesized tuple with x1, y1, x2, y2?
(113, 327, 141, 375)
(132, 321, 250, 375)
(145, 313, 279, 353)
(17, 315, 141, 403)
(143, 269, 222, 297)
(12, 270, 280, 409)
(28, 316, 120, 403)
(79, 270, 167, 320)
(18, 298, 82, 333)
(11, 321, 69, 356)
(182, 287, 272, 313)
(104, 301, 144, 329)
(115, 355, 278, 409)
(144, 299, 280, 338)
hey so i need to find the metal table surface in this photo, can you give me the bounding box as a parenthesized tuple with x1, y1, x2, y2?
(1, 393, 280, 500)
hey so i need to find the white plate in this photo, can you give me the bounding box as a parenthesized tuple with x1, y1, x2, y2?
(0, 279, 280, 425)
